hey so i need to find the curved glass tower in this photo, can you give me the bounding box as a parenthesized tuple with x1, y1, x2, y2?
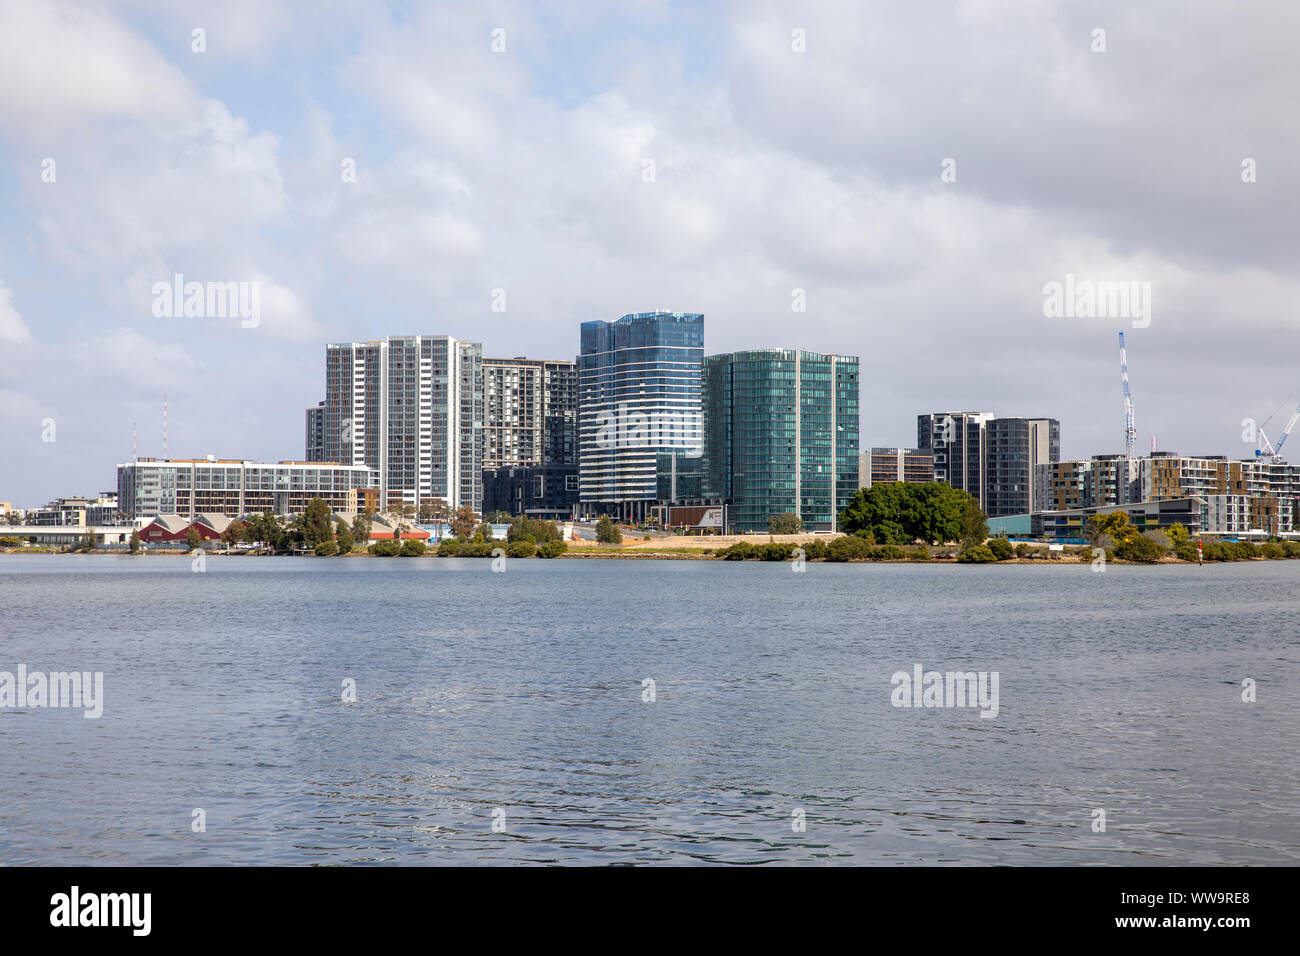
(578, 312, 704, 521)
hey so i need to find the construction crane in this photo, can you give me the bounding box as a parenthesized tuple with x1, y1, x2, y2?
(1119, 332, 1136, 461)
(1256, 396, 1300, 462)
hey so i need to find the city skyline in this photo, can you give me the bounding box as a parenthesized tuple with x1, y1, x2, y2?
(3, 2, 1298, 508)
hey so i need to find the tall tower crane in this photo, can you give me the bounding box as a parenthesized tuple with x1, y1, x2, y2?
(1119, 332, 1136, 461)
(1256, 399, 1300, 462)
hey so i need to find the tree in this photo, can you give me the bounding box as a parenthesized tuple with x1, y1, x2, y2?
(400, 539, 427, 556)
(301, 498, 333, 548)
(351, 511, 372, 548)
(958, 496, 988, 548)
(250, 512, 286, 551)
(450, 505, 478, 539)
(1166, 522, 1190, 548)
(5, 512, 22, 527)
(335, 517, 354, 553)
(1085, 511, 1133, 546)
(186, 527, 202, 551)
(220, 523, 244, 549)
(79, 531, 98, 552)
(839, 482, 974, 545)
(129, 530, 141, 554)
(595, 516, 622, 544)
(767, 512, 804, 534)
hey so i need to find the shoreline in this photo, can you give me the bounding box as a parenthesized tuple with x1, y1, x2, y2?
(0, 547, 1280, 566)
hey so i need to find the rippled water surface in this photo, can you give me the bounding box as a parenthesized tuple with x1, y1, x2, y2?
(1, 554, 1296, 865)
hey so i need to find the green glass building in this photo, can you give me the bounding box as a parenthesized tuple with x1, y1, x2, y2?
(702, 350, 859, 532)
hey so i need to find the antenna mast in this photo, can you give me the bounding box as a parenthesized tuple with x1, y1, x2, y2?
(1119, 332, 1136, 460)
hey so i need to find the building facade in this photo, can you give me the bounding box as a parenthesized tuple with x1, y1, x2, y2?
(319, 335, 484, 512)
(578, 312, 704, 520)
(117, 459, 375, 519)
(984, 417, 1059, 517)
(918, 412, 995, 508)
(857, 448, 934, 489)
(305, 400, 325, 461)
(482, 464, 581, 519)
(919, 412, 1059, 516)
(703, 349, 859, 532)
(28, 494, 123, 526)
(483, 358, 578, 469)
(1032, 497, 1207, 541)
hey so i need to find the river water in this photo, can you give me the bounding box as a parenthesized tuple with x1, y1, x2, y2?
(1, 554, 1296, 865)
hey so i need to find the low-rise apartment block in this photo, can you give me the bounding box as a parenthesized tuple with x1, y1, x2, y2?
(118, 458, 376, 519)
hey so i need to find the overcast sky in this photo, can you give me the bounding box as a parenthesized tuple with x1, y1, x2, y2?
(1, 0, 1297, 507)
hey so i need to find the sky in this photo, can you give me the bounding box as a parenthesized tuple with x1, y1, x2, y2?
(1, 0, 1297, 507)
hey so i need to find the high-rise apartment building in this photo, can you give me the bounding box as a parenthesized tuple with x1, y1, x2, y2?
(318, 335, 484, 512)
(919, 412, 1059, 516)
(703, 349, 859, 532)
(483, 358, 578, 468)
(578, 312, 704, 520)
(985, 417, 1059, 517)
(918, 412, 994, 507)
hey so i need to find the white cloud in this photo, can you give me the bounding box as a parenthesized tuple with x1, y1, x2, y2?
(0, 0, 192, 136)
(0, 280, 33, 344)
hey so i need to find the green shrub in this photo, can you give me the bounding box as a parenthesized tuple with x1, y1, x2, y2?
(758, 542, 794, 561)
(507, 539, 536, 558)
(1258, 542, 1285, 559)
(877, 544, 907, 560)
(536, 540, 567, 558)
(987, 538, 1014, 561)
(1013, 542, 1032, 558)
(957, 545, 997, 563)
(826, 535, 871, 562)
(802, 539, 826, 560)
(1114, 535, 1166, 563)
(907, 548, 932, 561)
(1285, 541, 1300, 559)
(314, 540, 338, 556)
(436, 538, 460, 556)
(720, 541, 754, 561)
(369, 539, 402, 557)
(1201, 541, 1226, 561)
(457, 541, 495, 558)
(1175, 542, 1200, 562)
(400, 539, 427, 556)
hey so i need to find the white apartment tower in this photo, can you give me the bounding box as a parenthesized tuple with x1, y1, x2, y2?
(318, 335, 484, 512)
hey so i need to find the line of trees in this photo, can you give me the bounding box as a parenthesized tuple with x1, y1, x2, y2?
(838, 482, 987, 547)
